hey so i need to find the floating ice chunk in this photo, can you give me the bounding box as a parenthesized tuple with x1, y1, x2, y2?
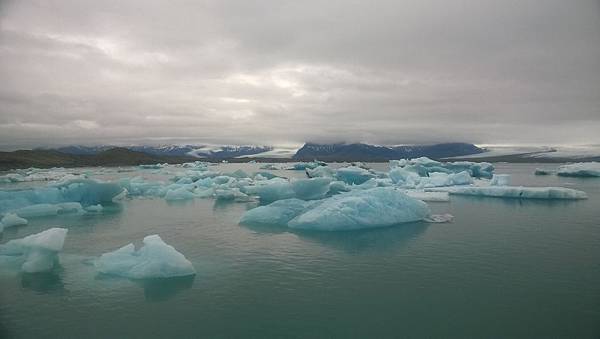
(429, 186, 588, 200)
(214, 188, 253, 202)
(449, 171, 474, 185)
(389, 159, 409, 169)
(405, 191, 450, 202)
(328, 181, 350, 195)
(0, 228, 68, 272)
(57, 202, 84, 214)
(259, 164, 279, 170)
(424, 213, 454, 223)
(244, 178, 295, 203)
(534, 168, 553, 175)
(490, 174, 511, 186)
(291, 178, 332, 200)
(290, 161, 326, 170)
(306, 166, 335, 178)
(94, 235, 195, 279)
(85, 204, 103, 213)
(164, 187, 195, 201)
(15, 204, 60, 218)
(240, 199, 317, 226)
(139, 164, 165, 169)
(389, 167, 420, 186)
(335, 166, 375, 185)
(1, 213, 28, 229)
(288, 187, 431, 231)
(556, 162, 600, 177)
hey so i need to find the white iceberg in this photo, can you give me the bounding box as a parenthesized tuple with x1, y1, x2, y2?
(95, 235, 195, 279)
(240, 199, 317, 227)
(0, 228, 68, 272)
(556, 162, 600, 177)
(288, 187, 431, 231)
(490, 174, 510, 186)
(405, 191, 450, 202)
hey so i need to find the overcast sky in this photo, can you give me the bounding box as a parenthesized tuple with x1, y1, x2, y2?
(1, 0, 599, 149)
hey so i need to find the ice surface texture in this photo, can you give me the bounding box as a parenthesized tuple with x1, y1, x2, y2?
(95, 235, 195, 279)
(241, 187, 431, 231)
(0, 228, 68, 272)
(429, 186, 587, 200)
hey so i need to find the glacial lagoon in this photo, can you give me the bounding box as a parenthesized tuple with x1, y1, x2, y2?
(1, 162, 599, 338)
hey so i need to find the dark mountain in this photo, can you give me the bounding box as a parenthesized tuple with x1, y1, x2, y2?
(293, 142, 484, 161)
(0, 148, 197, 170)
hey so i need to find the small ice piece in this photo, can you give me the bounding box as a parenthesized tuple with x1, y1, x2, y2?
(405, 191, 450, 202)
(0, 228, 68, 272)
(534, 168, 553, 175)
(94, 235, 195, 279)
(335, 166, 375, 185)
(240, 199, 317, 226)
(556, 162, 600, 177)
(56, 202, 84, 214)
(214, 188, 253, 202)
(291, 178, 332, 200)
(424, 213, 454, 223)
(1, 213, 28, 229)
(431, 186, 588, 200)
(164, 187, 195, 201)
(85, 204, 104, 213)
(490, 174, 510, 186)
(288, 187, 431, 231)
(15, 204, 60, 218)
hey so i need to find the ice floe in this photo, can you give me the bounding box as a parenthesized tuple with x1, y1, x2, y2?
(0, 228, 68, 272)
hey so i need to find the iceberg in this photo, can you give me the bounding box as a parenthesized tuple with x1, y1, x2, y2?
(534, 168, 553, 176)
(335, 166, 375, 185)
(85, 204, 104, 213)
(556, 162, 600, 177)
(306, 166, 335, 178)
(291, 178, 332, 200)
(15, 204, 60, 218)
(405, 191, 450, 202)
(1, 213, 28, 229)
(240, 199, 317, 227)
(288, 187, 431, 231)
(290, 162, 326, 170)
(0, 228, 68, 272)
(94, 235, 195, 279)
(429, 186, 588, 200)
(164, 187, 195, 201)
(244, 178, 295, 203)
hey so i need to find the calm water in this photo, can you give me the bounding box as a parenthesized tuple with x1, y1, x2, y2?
(1, 163, 599, 338)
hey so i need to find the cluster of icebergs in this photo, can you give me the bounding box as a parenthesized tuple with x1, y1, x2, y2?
(0, 157, 595, 279)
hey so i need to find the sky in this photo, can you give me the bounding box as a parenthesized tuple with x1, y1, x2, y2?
(1, 0, 599, 150)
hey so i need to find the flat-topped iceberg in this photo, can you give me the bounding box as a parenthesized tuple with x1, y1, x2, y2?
(429, 186, 587, 200)
(490, 174, 510, 186)
(241, 187, 435, 231)
(0, 228, 68, 272)
(556, 162, 600, 177)
(95, 235, 195, 279)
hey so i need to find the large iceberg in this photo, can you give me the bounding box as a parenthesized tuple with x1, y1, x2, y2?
(429, 186, 588, 200)
(0, 179, 124, 215)
(335, 166, 375, 185)
(0, 228, 68, 272)
(556, 162, 600, 177)
(389, 157, 494, 179)
(244, 178, 296, 202)
(95, 235, 195, 279)
(291, 178, 332, 200)
(241, 187, 433, 231)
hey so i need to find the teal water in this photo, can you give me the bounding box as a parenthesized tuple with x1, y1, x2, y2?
(1, 163, 599, 338)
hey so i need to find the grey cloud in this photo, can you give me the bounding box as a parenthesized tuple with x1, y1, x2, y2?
(0, 0, 599, 150)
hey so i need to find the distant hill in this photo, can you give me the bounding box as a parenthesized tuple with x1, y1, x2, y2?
(293, 142, 484, 161)
(51, 145, 272, 159)
(0, 148, 197, 170)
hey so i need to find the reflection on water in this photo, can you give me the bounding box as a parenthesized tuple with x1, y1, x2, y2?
(21, 271, 66, 295)
(138, 275, 195, 302)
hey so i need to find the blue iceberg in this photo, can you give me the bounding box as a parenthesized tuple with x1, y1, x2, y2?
(0, 228, 68, 272)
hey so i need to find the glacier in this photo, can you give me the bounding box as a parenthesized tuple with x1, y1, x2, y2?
(0, 228, 68, 272)
(95, 234, 195, 279)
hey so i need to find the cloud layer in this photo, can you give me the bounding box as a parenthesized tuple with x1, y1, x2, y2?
(1, 0, 599, 149)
